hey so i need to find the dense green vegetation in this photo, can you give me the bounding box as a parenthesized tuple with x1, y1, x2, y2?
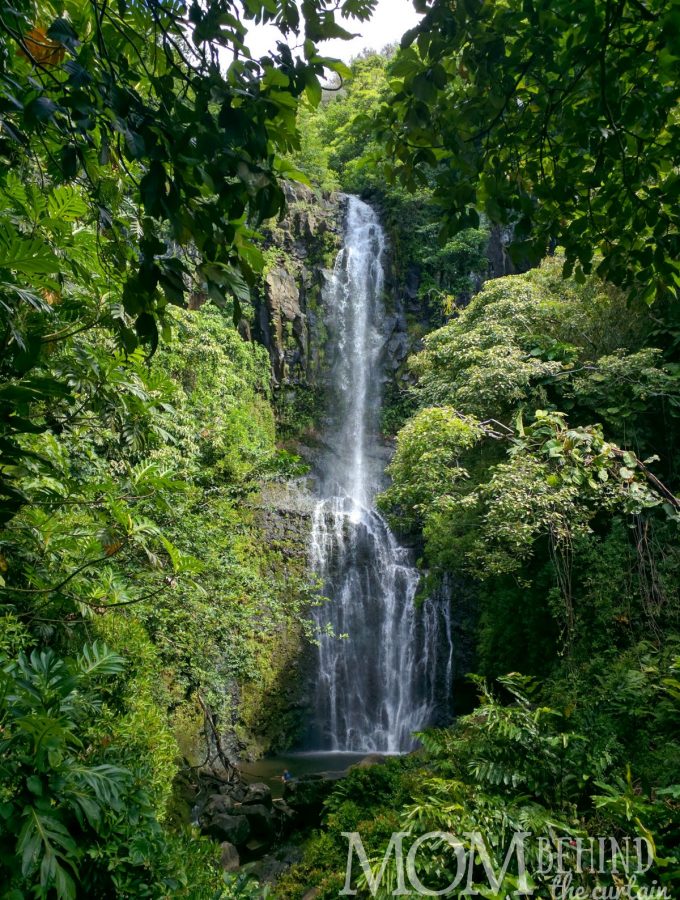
(379, 0, 680, 301)
(1, 0, 679, 897)
(278, 662, 680, 897)
(273, 19, 680, 900)
(0, 0, 371, 895)
(0, 298, 320, 895)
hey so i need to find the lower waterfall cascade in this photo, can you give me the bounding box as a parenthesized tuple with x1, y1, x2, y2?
(309, 196, 455, 753)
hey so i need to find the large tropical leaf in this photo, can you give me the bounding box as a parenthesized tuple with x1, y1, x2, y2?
(45, 186, 89, 224)
(0, 224, 60, 277)
(18, 807, 77, 900)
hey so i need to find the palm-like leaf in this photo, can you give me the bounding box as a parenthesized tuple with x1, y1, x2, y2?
(18, 807, 78, 900)
(73, 642, 126, 679)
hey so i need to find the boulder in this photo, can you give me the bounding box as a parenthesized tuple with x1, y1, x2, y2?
(203, 794, 238, 819)
(356, 754, 388, 768)
(219, 841, 240, 873)
(240, 803, 276, 840)
(283, 774, 339, 822)
(219, 781, 248, 802)
(248, 841, 304, 883)
(245, 838, 270, 854)
(204, 813, 250, 847)
(272, 798, 296, 823)
(242, 782, 272, 808)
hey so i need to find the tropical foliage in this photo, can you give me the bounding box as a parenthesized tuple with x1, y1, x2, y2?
(289, 50, 491, 321)
(378, 0, 680, 301)
(0, 0, 370, 894)
(380, 259, 680, 668)
(0, 641, 219, 898)
(2, 0, 680, 895)
(0, 294, 318, 894)
(278, 660, 680, 898)
(277, 256, 680, 897)
(255, 13, 680, 897)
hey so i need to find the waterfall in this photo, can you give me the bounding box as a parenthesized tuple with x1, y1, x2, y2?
(309, 196, 454, 753)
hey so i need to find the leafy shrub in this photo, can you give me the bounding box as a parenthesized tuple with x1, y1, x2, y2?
(0, 642, 225, 898)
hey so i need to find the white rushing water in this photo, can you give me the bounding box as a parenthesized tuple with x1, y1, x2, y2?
(309, 197, 454, 753)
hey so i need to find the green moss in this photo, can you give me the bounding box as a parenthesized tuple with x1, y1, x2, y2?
(236, 617, 308, 755)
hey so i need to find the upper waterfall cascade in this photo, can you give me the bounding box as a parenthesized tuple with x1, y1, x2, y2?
(309, 196, 454, 753)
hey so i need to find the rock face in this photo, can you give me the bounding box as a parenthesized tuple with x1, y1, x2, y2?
(252, 480, 317, 561)
(255, 184, 416, 412)
(238, 479, 319, 753)
(486, 224, 522, 279)
(255, 182, 344, 391)
(262, 266, 306, 385)
(220, 842, 240, 873)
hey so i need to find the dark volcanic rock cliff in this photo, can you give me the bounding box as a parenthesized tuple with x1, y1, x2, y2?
(254, 183, 344, 392)
(253, 184, 415, 436)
